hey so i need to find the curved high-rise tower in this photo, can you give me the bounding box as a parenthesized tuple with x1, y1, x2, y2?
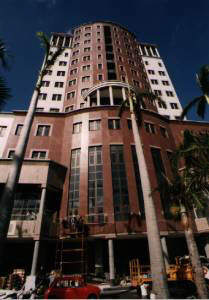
(0, 21, 208, 279)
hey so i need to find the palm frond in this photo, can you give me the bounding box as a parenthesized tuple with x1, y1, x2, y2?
(36, 32, 50, 59)
(197, 96, 207, 118)
(118, 99, 129, 117)
(0, 38, 10, 70)
(0, 76, 11, 110)
(197, 65, 209, 95)
(181, 96, 202, 120)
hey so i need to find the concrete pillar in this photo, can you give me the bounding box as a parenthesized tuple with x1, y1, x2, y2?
(97, 89, 100, 106)
(108, 239, 115, 285)
(95, 240, 104, 276)
(161, 236, 169, 268)
(122, 87, 126, 101)
(109, 86, 114, 106)
(30, 186, 47, 276)
(87, 96, 90, 107)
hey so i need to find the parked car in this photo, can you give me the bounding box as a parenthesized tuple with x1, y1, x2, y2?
(138, 280, 198, 299)
(44, 275, 101, 299)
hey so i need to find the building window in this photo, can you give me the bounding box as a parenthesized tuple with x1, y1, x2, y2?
(82, 65, 90, 71)
(144, 61, 149, 65)
(57, 71, 65, 76)
(15, 124, 23, 136)
(84, 33, 91, 37)
(166, 91, 174, 97)
(131, 145, 144, 218)
(131, 69, 137, 76)
(84, 39, 91, 44)
(73, 122, 82, 134)
(38, 93, 47, 100)
(144, 122, 155, 134)
(70, 69, 77, 75)
(170, 103, 178, 109)
(8, 150, 15, 158)
(151, 79, 158, 85)
(110, 145, 130, 221)
(121, 76, 126, 82)
(158, 62, 162, 67)
(97, 39, 101, 43)
(88, 146, 104, 217)
(50, 108, 59, 112)
(67, 91, 75, 99)
(159, 71, 165, 76)
(54, 81, 64, 88)
(64, 52, 68, 57)
(36, 108, 44, 112)
(31, 151, 47, 159)
(52, 94, 62, 101)
(72, 50, 79, 56)
(127, 119, 132, 129)
(83, 56, 90, 61)
(98, 54, 102, 59)
(108, 119, 120, 130)
(80, 103, 84, 108)
(59, 61, 67, 66)
(81, 88, 89, 96)
(98, 74, 103, 81)
(71, 59, 78, 65)
(98, 46, 101, 51)
(154, 90, 162, 96)
(0, 126, 7, 137)
(73, 43, 80, 48)
(160, 126, 168, 138)
(162, 80, 169, 86)
(65, 105, 74, 112)
(45, 70, 52, 75)
(148, 70, 155, 74)
(133, 80, 139, 87)
(69, 149, 81, 210)
(89, 120, 101, 131)
(36, 125, 50, 136)
(82, 76, 90, 82)
(41, 81, 50, 87)
(118, 56, 123, 62)
(11, 189, 41, 221)
(120, 66, 124, 71)
(98, 64, 102, 70)
(158, 100, 167, 109)
(84, 47, 91, 52)
(69, 79, 76, 86)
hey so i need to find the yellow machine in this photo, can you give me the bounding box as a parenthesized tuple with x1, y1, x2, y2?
(129, 256, 195, 287)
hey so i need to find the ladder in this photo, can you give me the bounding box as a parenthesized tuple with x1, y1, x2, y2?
(55, 228, 87, 277)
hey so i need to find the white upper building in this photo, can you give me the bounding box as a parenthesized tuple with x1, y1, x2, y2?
(139, 43, 183, 120)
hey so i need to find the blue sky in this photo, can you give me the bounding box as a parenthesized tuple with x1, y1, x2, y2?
(1, 0, 209, 121)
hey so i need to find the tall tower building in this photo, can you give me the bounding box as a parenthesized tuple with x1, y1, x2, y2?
(0, 21, 209, 278)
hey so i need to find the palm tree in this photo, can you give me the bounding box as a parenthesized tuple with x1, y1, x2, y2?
(181, 65, 209, 119)
(119, 85, 169, 299)
(0, 38, 11, 110)
(0, 32, 64, 242)
(155, 130, 209, 299)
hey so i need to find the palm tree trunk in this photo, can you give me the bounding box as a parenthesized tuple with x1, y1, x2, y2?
(131, 109, 169, 299)
(0, 88, 39, 240)
(181, 206, 208, 299)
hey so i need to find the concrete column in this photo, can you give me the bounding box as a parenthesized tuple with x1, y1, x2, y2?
(144, 46, 149, 56)
(109, 86, 114, 106)
(161, 236, 169, 268)
(95, 240, 104, 276)
(97, 89, 100, 106)
(122, 87, 126, 101)
(30, 186, 47, 276)
(155, 48, 160, 58)
(87, 96, 90, 107)
(108, 239, 115, 285)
